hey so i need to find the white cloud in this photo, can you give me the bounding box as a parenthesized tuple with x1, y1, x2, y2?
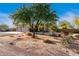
(0, 13, 14, 28)
(59, 11, 79, 22)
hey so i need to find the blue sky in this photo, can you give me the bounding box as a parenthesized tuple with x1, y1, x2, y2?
(51, 3, 79, 15)
(0, 3, 79, 28)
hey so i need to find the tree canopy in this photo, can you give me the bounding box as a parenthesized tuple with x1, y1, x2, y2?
(11, 3, 58, 38)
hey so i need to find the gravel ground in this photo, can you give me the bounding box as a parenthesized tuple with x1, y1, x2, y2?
(0, 33, 78, 56)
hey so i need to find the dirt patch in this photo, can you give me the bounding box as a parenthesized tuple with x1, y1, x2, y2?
(0, 33, 78, 56)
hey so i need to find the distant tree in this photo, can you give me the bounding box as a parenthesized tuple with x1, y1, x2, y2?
(59, 20, 73, 29)
(59, 20, 73, 36)
(73, 17, 79, 29)
(0, 24, 9, 30)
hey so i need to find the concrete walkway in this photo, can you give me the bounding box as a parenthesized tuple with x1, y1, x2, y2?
(0, 32, 22, 36)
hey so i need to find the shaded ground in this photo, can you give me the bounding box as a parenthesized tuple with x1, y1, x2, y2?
(0, 33, 78, 56)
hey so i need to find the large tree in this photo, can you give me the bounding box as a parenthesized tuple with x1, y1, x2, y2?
(11, 3, 58, 38)
(31, 4, 58, 32)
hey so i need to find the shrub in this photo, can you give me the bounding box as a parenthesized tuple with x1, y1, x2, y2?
(61, 36, 74, 47)
(44, 40, 56, 44)
(27, 32, 32, 36)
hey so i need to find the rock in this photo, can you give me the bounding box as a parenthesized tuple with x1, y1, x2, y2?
(72, 34, 79, 39)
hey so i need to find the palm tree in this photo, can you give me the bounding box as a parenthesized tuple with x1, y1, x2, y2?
(73, 17, 79, 29)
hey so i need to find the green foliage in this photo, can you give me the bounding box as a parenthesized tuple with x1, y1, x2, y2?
(11, 6, 30, 25)
(49, 22, 58, 32)
(11, 3, 58, 37)
(11, 3, 57, 30)
(0, 24, 9, 30)
(61, 36, 74, 47)
(73, 17, 79, 29)
(59, 20, 73, 29)
(31, 4, 57, 21)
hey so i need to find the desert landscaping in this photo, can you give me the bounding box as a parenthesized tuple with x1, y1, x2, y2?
(0, 32, 78, 56)
(0, 3, 79, 56)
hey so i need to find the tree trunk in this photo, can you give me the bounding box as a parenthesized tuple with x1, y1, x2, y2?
(33, 30, 35, 38)
(32, 20, 40, 38)
(20, 27, 23, 32)
(31, 23, 36, 38)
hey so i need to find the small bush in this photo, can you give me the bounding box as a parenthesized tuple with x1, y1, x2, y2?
(61, 36, 74, 47)
(9, 35, 14, 37)
(44, 40, 56, 44)
(9, 42, 14, 45)
(27, 32, 32, 36)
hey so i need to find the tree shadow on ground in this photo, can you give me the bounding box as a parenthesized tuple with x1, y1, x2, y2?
(35, 36, 46, 40)
(43, 40, 60, 44)
(35, 36, 60, 44)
